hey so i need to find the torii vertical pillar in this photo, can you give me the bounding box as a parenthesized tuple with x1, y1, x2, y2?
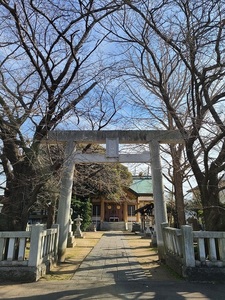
(57, 141, 76, 262)
(149, 140, 168, 260)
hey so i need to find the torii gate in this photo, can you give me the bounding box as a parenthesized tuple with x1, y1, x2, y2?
(47, 130, 183, 262)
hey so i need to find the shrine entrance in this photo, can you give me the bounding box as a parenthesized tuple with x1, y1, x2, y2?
(47, 130, 183, 262)
(105, 203, 122, 222)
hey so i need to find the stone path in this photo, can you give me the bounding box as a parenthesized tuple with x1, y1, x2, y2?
(71, 232, 148, 284)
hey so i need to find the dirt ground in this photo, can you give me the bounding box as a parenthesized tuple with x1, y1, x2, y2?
(124, 232, 178, 281)
(41, 231, 177, 281)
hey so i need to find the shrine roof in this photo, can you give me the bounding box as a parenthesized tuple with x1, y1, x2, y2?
(129, 176, 153, 195)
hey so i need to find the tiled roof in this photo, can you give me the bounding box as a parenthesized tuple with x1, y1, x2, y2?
(129, 176, 153, 195)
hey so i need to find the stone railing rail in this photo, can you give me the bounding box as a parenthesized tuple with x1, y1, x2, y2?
(161, 222, 225, 281)
(0, 224, 59, 282)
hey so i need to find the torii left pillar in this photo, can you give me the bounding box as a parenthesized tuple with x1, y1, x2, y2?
(57, 141, 76, 262)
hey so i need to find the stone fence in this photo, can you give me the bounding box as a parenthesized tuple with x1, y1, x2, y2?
(161, 222, 225, 281)
(0, 224, 59, 282)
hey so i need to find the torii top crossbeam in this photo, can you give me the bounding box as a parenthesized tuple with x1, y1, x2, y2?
(47, 130, 183, 144)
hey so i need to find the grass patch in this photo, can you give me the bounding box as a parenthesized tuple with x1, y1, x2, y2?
(40, 231, 104, 281)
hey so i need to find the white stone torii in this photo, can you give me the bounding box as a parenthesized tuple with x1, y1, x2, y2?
(47, 130, 183, 262)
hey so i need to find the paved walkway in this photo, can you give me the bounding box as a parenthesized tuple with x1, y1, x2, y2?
(71, 232, 148, 284)
(0, 232, 225, 299)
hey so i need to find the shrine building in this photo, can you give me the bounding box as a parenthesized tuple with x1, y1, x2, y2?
(91, 175, 154, 231)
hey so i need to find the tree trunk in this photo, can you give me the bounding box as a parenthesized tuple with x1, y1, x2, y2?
(171, 145, 186, 228)
(200, 180, 225, 231)
(185, 140, 225, 231)
(2, 160, 42, 231)
(203, 206, 225, 231)
(174, 170, 186, 227)
(46, 202, 56, 229)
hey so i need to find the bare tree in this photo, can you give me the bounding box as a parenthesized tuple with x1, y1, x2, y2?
(109, 0, 225, 230)
(74, 77, 125, 130)
(0, 1, 123, 230)
(105, 37, 190, 227)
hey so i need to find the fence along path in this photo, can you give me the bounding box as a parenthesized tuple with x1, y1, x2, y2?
(0, 224, 59, 281)
(162, 222, 225, 281)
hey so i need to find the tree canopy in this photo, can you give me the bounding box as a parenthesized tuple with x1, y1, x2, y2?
(108, 0, 225, 230)
(73, 162, 132, 201)
(0, 0, 124, 230)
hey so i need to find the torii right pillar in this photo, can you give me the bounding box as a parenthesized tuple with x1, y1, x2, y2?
(149, 140, 168, 260)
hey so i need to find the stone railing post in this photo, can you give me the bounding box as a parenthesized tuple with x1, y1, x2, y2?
(219, 232, 225, 262)
(28, 225, 44, 267)
(52, 224, 59, 258)
(161, 222, 168, 256)
(181, 225, 195, 267)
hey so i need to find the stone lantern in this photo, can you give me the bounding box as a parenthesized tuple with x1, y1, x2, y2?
(75, 215, 83, 238)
